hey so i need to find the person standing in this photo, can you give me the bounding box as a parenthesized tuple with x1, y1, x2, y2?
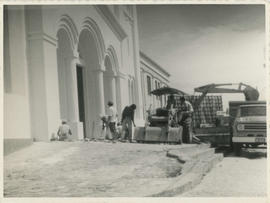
(121, 104, 136, 142)
(178, 96, 194, 143)
(107, 101, 118, 143)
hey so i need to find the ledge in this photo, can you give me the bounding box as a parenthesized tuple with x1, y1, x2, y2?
(4, 138, 33, 155)
(94, 5, 127, 41)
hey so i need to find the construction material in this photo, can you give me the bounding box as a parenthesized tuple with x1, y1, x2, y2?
(134, 127, 145, 142)
(174, 95, 223, 128)
(167, 127, 183, 143)
(145, 127, 167, 142)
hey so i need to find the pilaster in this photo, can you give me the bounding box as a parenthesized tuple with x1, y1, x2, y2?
(26, 6, 61, 141)
(93, 68, 106, 116)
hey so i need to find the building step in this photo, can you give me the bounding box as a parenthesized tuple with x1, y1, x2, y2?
(149, 153, 223, 197)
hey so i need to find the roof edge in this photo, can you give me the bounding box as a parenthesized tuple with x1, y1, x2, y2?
(140, 51, 171, 77)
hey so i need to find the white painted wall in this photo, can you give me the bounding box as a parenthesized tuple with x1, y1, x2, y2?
(4, 5, 145, 142)
(140, 55, 170, 118)
(4, 6, 31, 140)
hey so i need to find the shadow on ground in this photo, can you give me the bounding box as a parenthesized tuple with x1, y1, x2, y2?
(215, 146, 267, 159)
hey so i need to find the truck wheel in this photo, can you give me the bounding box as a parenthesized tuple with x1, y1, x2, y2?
(233, 143, 241, 156)
(251, 144, 259, 148)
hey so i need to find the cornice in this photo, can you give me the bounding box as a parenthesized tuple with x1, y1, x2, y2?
(28, 32, 57, 47)
(94, 5, 127, 41)
(123, 10, 134, 25)
(140, 51, 170, 77)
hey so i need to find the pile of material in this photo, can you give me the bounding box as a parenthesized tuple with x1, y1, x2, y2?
(174, 95, 223, 128)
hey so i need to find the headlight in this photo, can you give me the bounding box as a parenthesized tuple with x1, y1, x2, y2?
(237, 124, 245, 131)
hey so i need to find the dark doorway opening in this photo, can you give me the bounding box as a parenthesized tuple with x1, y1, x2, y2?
(76, 65, 86, 138)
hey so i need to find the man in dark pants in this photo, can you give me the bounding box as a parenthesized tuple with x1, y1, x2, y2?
(121, 104, 136, 142)
(178, 97, 194, 143)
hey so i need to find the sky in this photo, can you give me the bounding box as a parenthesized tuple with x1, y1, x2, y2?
(137, 5, 266, 110)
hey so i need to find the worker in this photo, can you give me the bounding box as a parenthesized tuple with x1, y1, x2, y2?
(120, 104, 136, 143)
(166, 94, 178, 127)
(178, 96, 194, 143)
(166, 94, 177, 110)
(107, 101, 118, 143)
(57, 120, 72, 141)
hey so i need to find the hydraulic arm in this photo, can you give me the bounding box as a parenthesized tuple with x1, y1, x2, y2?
(194, 83, 259, 109)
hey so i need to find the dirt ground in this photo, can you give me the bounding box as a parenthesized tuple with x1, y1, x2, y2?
(4, 141, 194, 197)
(181, 147, 267, 197)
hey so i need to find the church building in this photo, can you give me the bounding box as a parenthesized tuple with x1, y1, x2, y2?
(4, 5, 170, 154)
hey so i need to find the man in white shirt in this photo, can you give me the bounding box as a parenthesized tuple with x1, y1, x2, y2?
(107, 101, 118, 142)
(57, 120, 72, 141)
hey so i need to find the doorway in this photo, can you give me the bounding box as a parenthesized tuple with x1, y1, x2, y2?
(76, 65, 86, 138)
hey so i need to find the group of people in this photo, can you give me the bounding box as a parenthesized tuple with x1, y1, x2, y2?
(104, 101, 137, 143)
(56, 101, 137, 143)
(56, 94, 195, 144)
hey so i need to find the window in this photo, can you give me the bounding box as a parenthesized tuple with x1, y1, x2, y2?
(155, 80, 159, 99)
(240, 106, 266, 117)
(155, 80, 158, 90)
(147, 75, 151, 95)
(157, 82, 162, 103)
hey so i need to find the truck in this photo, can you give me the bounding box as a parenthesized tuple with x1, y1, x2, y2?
(193, 83, 266, 154)
(230, 101, 266, 154)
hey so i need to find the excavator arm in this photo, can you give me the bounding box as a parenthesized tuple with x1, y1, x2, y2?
(194, 83, 259, 109)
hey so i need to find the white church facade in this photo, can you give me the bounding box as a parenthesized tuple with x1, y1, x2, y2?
(4, 5, 170, 154)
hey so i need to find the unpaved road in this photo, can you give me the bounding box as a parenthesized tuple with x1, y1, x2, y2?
(181, 147, 267, 197)
(4, 141, 191, 197)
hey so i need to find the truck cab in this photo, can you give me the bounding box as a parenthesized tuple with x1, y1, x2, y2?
(231, 102, 266, 154)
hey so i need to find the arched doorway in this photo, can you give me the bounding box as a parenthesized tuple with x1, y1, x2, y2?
(104, 47, 121, 115)
(57, 29, 76, 124)
(78, 29, 104, 139)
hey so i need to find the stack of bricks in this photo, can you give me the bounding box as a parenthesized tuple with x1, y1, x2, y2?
(174, 95, 223, 128)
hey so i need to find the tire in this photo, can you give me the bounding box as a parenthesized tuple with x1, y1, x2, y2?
(233, 143, 241, 156)
(251, 144, 259, 148)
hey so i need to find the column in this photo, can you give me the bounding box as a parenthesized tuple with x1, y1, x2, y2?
(131, 6, 144, 119)
(111, 76, 117, 106)
(115, 75, 123, 114)
(69, 52, 80, 122)
(68, 51, 84, 140)
(26, 6, 61, 141)
(92, 68, 105, 140)
(95, 69, 105, 116)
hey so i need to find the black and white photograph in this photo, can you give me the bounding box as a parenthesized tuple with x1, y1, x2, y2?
(2, 1, 268, 199)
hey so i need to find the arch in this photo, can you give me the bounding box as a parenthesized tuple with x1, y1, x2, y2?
(105, 45, 120, 76)
(57, 15, 78, 51)
(80, 17, 106, 66)
(77, 21, 105, 139)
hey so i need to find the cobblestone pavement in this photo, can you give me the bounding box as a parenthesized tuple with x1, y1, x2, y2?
(180, 147, 267, 197)
(4, 141, 193, 197)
